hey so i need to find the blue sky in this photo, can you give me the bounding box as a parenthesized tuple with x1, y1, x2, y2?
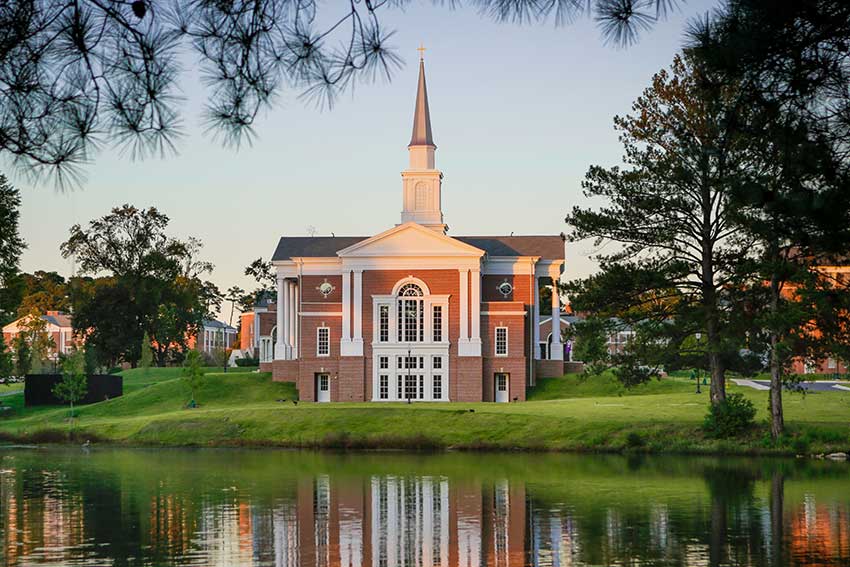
(16, 0, 717, 317)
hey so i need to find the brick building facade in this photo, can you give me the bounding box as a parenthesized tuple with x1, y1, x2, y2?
(261, 58, 565, 402)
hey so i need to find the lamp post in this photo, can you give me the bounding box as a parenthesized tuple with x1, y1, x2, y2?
(695, 332, 702, 394)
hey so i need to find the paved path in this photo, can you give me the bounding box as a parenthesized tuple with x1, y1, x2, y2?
(733, 379, 850, 393)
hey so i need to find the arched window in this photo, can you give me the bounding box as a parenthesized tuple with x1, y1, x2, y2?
(397, 283, 424, 342)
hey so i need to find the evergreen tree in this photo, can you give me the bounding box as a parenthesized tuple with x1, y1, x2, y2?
(565, 54, 755, 403)
(182, 350, 205, 408)
(0, 174, 26, 325)
(139, 332, 153, 376)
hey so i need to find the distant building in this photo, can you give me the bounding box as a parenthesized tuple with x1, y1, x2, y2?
(2, 311, 79, 360)
(191, 320, 237, 354)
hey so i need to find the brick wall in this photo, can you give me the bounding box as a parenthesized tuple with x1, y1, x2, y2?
(483, 357, 526, 402)
(338, 357, 366, 401)
(455, 357, 483, 402)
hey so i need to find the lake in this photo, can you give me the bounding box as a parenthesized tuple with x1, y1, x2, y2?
(0, 448, 848, 566)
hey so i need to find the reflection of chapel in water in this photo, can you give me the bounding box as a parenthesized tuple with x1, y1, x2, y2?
(267, 476, 526, 567)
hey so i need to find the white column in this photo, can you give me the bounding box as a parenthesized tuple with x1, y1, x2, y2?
(288, 281, 296, 357)
(283, 279, 293, 359)
(550, 274, 563, 360)
(293, 280, 299, 358)
(275, 275, 286, 360)
(352, 269, 364, 355)
(533, 276, 541, 359)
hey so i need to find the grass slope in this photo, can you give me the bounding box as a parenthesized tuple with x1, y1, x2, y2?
(0, 370, 848, 454)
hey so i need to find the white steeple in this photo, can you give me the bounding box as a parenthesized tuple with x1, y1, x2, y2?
(401, 51, 446, 233)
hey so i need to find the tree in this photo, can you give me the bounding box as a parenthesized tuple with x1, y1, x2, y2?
(182, 350, 205, 408)
(0, 334, 13, 379)
(565, 54, 756, 403)
(0, 174, 26, 324)
(54, 349, 88, 421)
(0, 1, 673, 185)
(12, 333, 31, 377)
(139, 331, 153, 376)
(244, 258, 276, 309)
(62, 205, 216, 367)
(15, 309, 55, 374)
(690, 0, 850, 438)
(14, 272, 70, 315)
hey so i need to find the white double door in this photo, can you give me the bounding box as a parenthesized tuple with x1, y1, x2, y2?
(373, 348, 449, 401)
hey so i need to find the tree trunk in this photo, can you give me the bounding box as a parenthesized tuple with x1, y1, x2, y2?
(769, 249, 784, 440)
(770, 472, 785, 567)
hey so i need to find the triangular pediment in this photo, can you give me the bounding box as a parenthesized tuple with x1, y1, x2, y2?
(337, 222, 484, 258)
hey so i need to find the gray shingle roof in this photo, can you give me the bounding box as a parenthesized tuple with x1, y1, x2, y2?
(272, 234, 564, 261)
(203, 319, 236, 331)
(455, 236, 564, 260)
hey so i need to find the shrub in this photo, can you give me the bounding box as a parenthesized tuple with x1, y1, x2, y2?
(235, 356, 259, 367)
(625, 431, 645, 449)
(792, 436, 811, 455)
(702, 393, 757, 438)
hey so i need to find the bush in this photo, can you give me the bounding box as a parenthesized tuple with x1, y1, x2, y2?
(625, 431, 645, 449)
(235, 357, 259, 367)
(792, 436, 811, 455)
(702, 393, 757, 438)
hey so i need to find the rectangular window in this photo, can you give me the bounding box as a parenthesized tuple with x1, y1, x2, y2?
(397, 375, 403, 399)
(379, 305, 389, 342)
(495, 327, 508, 356)
(433, 375, 442, 400)
(405, 374, 417, 400)
(397, 356, 403, 370)
(379, 356, 388, 369)
(433, 356, 442, 370)
(432, 305, 442, 342)
(379, 375, 389, 399)
(317, 327, 330, 357)
(419, 375, 424, 399)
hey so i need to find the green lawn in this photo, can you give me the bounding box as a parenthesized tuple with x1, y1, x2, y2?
(0, 369, 847, 454)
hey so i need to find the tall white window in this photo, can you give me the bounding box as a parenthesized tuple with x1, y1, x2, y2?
(317, 327, 330, 357)
(397, 283, 424, 343)
(432, 305, 442, 342)
(379, 375, 389, 399)
(379, 305, 389, 342)
(495, 327, 508, 356)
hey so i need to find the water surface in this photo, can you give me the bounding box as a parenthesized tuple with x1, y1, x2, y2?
(0, 448, 848, 566)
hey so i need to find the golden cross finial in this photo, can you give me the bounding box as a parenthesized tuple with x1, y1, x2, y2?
(417, 43, 426, 61)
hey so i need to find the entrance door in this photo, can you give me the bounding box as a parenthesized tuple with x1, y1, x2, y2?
(316, 373, 330, 402)
(495, 373, 509, 403)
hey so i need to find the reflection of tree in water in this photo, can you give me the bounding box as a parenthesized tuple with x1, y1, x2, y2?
(702, 464, 759, 567)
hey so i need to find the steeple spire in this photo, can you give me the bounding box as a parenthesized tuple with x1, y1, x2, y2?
(401, 52, 446, 233)
(409, 56, 435, 148)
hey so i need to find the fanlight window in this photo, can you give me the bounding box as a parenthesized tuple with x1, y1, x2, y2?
(398, 283, 424, 297)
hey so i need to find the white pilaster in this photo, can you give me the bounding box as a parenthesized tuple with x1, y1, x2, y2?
(274, 275, 286, 360)
(467, 267, 482, 356)
(550, 274, 563, 361)
(458, 268, 476, 356)
(293, 281, 299, 358)
(533, 276, 541, 360)
(351, 269, 364, 355)
(341, 269, 359, 356)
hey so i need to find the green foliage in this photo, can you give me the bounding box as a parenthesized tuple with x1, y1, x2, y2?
(53, 349, 88, 418)
(139, 332, 153, 374)
(0, 174, 26, 326)
(567, 318, 610, 369)
(182, 350, 205, 407)
(0, 334, 13, 379)
(703, 393, 757, 439)
(625, 431, 645, 449)
(62, 205, 217, 368)
(12, 334, 31, 376)
(235, 356, 259, 367)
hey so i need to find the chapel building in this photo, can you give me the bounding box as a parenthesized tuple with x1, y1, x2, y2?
(263, 58, 565, 402)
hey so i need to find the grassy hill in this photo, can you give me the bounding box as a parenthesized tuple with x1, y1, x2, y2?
(0, 369, 847, 454)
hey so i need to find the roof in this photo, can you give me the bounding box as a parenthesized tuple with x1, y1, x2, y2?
(203, 319, 236, 331)
(409, 59, 434, 147)
(42, 312, 73, 328)
(455, 236, 564, 260)
(272, 234, 564, 261)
